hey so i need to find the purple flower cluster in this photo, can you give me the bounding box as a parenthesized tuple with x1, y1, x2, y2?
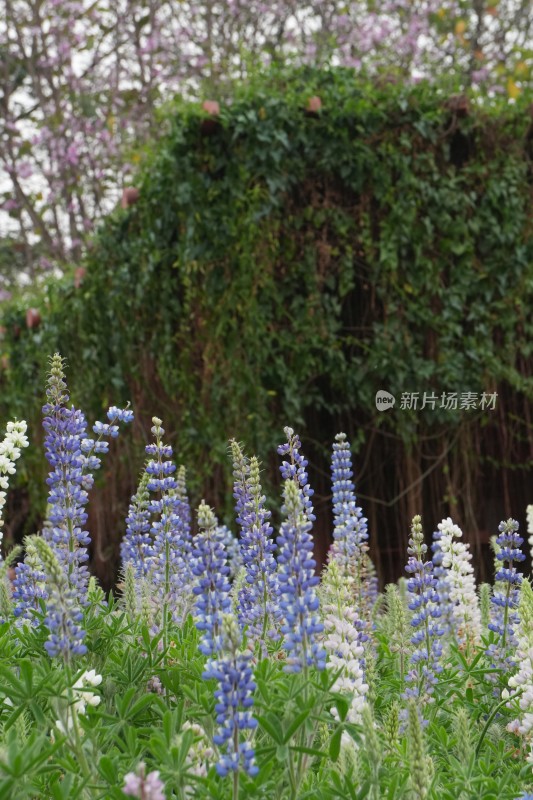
(404, 515, 443, 703)
(276, 429, 325, 673)
(230, 440, 278, 639)
(203, 615, 258, 777)
(192, 501, 232, 657)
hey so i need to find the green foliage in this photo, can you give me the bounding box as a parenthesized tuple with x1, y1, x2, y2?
(1, 66, 532, 526)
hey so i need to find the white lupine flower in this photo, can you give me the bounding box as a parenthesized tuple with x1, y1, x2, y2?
(321, 560, 368, 724)
(527, 505, 533, 562)
(0, 420, 30, 554)
(182, 721, 215, 795)
(56, 670, 103, 734)
(506, 580, 533, 746)
(437, 517, 481, 649)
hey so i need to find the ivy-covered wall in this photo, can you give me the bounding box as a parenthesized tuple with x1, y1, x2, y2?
(2, 68, 533, 587)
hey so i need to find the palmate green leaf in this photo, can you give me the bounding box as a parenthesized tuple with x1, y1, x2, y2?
(257, 713, 284, 744)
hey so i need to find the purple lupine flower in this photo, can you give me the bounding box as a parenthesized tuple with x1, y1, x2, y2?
(404, 515, 444, 705)
(487, 518, 525, 677)
(144, 419, 193, 623)
(30, 536, 87, 660)
(123, 762, 165, 800)
(276, 429, 326, 673)
(203, 614, 259, 777)
(330, 432, 368, 567)
(121, 472, 153, 577)
(192, 501, 232, 657)
(230, 440, 279, 639)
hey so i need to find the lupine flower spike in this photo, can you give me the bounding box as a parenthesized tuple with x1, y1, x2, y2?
(29, 536, 87, 661)
(192, 501, 232, 657)
(144, 418, 194, 627)
(437, 517, 481, 654)
(0, 419, 29, 559)
(15, 355, 133, 617)
(276, 427, 326, 673)
(321, 559, 368, 723)
(487, 518, 525, 679)
(230, 440, 279, 641)
(506, 578, 533, 760)
(527, 505, 533, 563)
(203, 614, 259, 778)
(404, 515, 444, 706)
(329, 433, 377, 635)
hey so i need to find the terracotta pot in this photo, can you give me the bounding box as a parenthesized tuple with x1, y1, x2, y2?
(26, 308, 41, 329)
(121, 187, 140, 209)
(74, 267, 86, 289)
(307, 95, 322, 113)
(202, 100, 220, 116)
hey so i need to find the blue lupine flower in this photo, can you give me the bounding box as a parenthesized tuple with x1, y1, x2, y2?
(192, 501, 232, 656)
(330, 432, 368, 566)
(30, 536, 87, 660)
(404, 515, 444, 704)
(14, 356, 133, 618)
(121, 472, 153, 577)
(12, 557, 47, 621)
(144, 418, 193, 623)
(277, 427, 315, 523)
(203, 615, 258, 777)
(230, 440, 279, 639)
(487, 518, 525, 677)
(276, 429, 326, 673)
(431, 527, 454, 636)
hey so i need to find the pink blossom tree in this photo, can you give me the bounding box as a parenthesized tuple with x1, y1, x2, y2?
(0, 0, 530, 284)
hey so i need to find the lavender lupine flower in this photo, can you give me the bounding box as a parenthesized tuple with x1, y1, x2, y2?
(30, 536, 87, 660)
(203, 614, 259, 777)
(192, 501, 232, 657)
(404, 515, 444, 704)
(230, 441, 279, 640)
(276, 430, 326, 673)
(123, 763, 166, 800)
(144, 419, 194, 625)
(437, 517, 481, 652)
(121, 472, 153, 578)
(487, 518, 525, 677)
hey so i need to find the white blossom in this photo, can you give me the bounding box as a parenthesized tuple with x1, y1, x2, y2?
(437, 517, 481, 649)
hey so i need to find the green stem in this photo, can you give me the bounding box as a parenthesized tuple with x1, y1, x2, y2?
(475, 689, 522, 758)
